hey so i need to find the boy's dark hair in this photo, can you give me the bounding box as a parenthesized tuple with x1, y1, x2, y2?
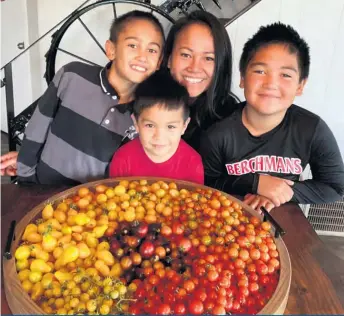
(109, 10, 165, 43)
(239, 22, 310, 81)
(162, 11, 239, 127)
(134, 70, 190, 121)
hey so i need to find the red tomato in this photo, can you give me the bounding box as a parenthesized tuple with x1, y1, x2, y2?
(174, 303, 186, 315)
(249, 248, 261, 260)
(213, 305, 226, 315)
(218, 276, 231, 288)
(188, 299, 204, 315)
(248, 282, 259, 293)
(157, 304, 171, 315)
(207, 270, 219, 282)
(256, 262, 269, 275)
(183, 280, 195, 293)
(193, 288, 207, 302)
(161, 225, 172, 237)
(172, 222, 185, 235)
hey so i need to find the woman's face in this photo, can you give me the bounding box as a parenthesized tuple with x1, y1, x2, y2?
(168, 23, 215, 98)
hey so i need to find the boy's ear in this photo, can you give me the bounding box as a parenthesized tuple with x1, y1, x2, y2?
(182, 117, 191, 135)
(239, 75, 245, 89)
(296, 78, 307, 96)
(105, 40, 116, 61)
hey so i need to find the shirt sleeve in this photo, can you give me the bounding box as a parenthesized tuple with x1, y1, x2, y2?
(109, 150, 128, 178)
(291, 118, 344, 204)
(17, 67, 65, 184)
(199, 131, 259, 195)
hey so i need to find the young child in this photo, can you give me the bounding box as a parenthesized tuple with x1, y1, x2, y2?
(200, 23, 344, 210)
(16, 11, 165, 185)
(109, 70, 204, 184)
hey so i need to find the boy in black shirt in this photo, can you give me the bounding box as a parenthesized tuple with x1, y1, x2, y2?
(200, 23, 344, 211)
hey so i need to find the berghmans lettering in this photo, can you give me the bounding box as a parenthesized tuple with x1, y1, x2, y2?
(225, 155, 303, 175)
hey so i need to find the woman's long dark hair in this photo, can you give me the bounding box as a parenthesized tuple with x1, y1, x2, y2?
(162, 11, 240, 128)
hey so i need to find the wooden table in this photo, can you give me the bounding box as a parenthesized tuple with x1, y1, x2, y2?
(1, 184, 344, 314)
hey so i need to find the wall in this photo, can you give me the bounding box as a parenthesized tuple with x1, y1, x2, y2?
(1, 0, 33, 132)
(226, 0, 344, 158)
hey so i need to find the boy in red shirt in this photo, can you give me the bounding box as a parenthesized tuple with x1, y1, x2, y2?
(109, 70, 204, 184)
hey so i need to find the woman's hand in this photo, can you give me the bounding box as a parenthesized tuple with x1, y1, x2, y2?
(243, 193, 275, 213)
(0, 151, 18, 176)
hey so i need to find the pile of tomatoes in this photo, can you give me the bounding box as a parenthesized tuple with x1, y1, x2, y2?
(15, 180, 280, 315)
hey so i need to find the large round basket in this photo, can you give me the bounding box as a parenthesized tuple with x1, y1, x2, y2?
(3, 178, 291, 315)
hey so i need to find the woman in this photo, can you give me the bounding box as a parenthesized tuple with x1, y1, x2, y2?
(163, 10, 240, 150)
(1, 11, 239, 178)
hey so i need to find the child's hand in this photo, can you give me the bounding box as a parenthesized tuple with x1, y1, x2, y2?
(257, 174, 294, 207)
(244, 193, 275, 212)
(0, 151, 18, 176)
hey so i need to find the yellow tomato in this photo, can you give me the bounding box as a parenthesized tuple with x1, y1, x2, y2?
(41, 273, 54, 289)
(61, 245, 79, 265)
(16, 259, 29, 271)
(53, 210, 67, 223)
(96, 250, 114, 266)
(77, 198, 90, 209)
(55, 271, 73, 283)
(86, 300, 97, 313)
(26, 232, 42, 243)
(37, 222, 48, 234)
(35, 249, 49, 262)
(53, 247, 64, 260)
(15, 245, 31, 261)
(42, 204, 54, 220)
(97, 241, 110, 252)
(22, 223, 38, 240)
(46, 218, 62, 230)
(124, 210, 136, 222)
(74, 213, 90, 226)
(57, 234, 72, 248)
(56, 308, 67, 315)
(70, 297, 80, 308)
(93, 225, 108, 238)
(31, 282, 44, 301)
(42, 234, 57, 252)
(21, 279, 33, 293)
(96, 193, 108, 204)
(61, 225, 72, 235)
(18, 269, 31, 282)
(76, 242, 91, 259)
(50, 230, 63, 239)
(99, 304, 110, 315)
(28, 271, 42, 283)
(30, 259, 51, 273)
(72, 233, 82, 242)
(109, 263, 123, 278)
(56, 202, 68, 212)
(94, 260, 110, 277)
(78, 187, 90, 197)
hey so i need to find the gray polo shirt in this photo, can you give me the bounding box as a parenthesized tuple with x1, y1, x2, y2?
(17, 61, 136, 184)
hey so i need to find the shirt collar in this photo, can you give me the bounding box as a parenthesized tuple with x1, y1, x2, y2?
(99, 61, 119, 99)
(99, 61, 133, 114)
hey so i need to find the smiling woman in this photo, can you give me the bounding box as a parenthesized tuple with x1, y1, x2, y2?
(162, 11, 240, 150)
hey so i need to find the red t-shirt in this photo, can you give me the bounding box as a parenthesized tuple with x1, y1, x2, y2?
(109, 138, 204, 184)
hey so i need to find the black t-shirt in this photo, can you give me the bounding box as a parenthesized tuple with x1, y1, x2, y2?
(199, 103, 344, 204)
